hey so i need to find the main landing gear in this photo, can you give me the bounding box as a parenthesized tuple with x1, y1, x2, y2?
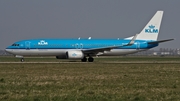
(81, 57, 94, 62)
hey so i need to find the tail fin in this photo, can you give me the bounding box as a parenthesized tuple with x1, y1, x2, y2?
(126, 11, 164, 41)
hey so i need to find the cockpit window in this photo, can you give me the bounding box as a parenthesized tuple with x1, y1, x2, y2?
(12, 44, 19, 46)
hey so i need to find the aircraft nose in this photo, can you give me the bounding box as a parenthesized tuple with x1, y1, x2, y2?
(5, 49, 10, 53)
(5, 47, 12, 53)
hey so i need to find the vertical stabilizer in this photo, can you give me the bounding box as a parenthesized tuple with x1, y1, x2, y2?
(137, 11, 163, 40)
(126, 11, 164, 41)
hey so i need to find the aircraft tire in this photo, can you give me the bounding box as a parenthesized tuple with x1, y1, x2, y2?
(88, 57, 94, 62)
(21, 58, 24, 62)
(81, 57, 87, 62)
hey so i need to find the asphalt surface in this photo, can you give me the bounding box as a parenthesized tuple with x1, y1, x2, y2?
(0, 61, 180, 64)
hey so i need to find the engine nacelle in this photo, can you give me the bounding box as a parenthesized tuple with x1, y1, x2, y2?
(56, 50, 84, 59)
(66, 50, 84, 59)
(56, 55, 67, 59)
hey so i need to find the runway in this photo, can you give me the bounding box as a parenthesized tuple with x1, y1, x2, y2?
(1, 61, 180, 64)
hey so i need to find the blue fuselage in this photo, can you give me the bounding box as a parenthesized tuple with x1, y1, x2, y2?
(5, 39, 158, 57)
(6, 39, 157, 50)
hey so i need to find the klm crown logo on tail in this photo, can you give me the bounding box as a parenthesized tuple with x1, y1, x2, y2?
(145, 25, 158, 33)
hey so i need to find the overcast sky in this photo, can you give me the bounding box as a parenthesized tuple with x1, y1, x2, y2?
(0, 0, 179, 49)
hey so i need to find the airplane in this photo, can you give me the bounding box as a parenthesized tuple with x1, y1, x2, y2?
(5, 11, 173, 62)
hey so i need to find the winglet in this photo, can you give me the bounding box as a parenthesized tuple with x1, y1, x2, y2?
(126, 34, 138, 46)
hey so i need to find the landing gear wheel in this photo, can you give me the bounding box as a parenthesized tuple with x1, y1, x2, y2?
(81, 57, 87, 62)
(88, 57, 94, 62)
(21, 58, 24, 62)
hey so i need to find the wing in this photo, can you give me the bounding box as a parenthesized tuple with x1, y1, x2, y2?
(82, 34, 138, 55)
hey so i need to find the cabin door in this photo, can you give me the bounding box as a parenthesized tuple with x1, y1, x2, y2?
(136, 42, 140, 50)
(25, 41, 31, 50)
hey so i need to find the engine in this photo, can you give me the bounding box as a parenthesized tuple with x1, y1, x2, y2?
(56, 55, 67, 59)
(66, 50, 84, 59)
(56, 50, 84, 59)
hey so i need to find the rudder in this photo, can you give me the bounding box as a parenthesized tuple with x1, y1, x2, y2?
(137, 11, 163, 41)
(126, 11, 164, 41)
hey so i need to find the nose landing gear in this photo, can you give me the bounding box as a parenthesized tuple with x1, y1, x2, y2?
(21, 58, 24, 62)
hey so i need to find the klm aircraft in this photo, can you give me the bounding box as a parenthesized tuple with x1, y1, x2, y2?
(5, 11, 173, 62)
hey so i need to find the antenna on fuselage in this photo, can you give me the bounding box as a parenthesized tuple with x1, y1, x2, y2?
(88, 37, 91, 40)
(78, 37, 81, 40)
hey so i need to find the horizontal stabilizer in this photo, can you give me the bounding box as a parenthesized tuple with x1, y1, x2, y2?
(148, 39, 174, 44)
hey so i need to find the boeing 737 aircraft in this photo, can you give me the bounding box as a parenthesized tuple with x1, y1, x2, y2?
(5, 11, 173, 62)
